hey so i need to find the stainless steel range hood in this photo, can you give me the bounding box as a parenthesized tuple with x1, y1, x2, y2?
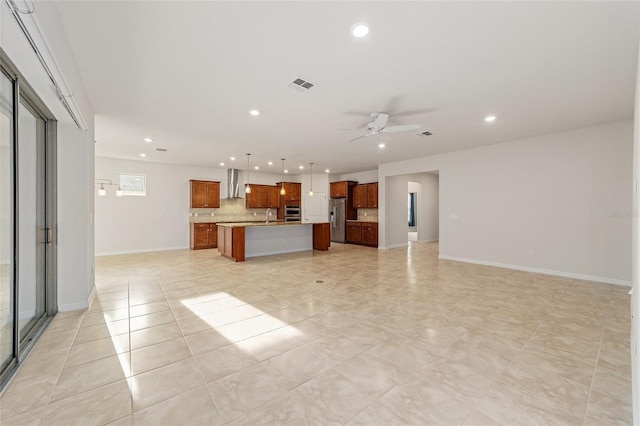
(227, 168, 241, 198)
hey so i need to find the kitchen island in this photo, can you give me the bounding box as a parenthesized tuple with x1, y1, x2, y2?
(217, 222, 330, 262)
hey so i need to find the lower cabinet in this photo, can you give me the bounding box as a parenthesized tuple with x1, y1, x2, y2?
(346, 222, 378, 247)
(362, 223, 378, 247)
(346, 222, 362, 244)
(217, 225, 245, 262)
(191, 223, 217, 249)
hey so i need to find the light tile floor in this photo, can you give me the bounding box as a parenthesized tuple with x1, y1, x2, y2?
(0, 242, 632, 425)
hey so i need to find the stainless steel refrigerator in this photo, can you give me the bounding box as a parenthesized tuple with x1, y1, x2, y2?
(329, 198, 346, 243)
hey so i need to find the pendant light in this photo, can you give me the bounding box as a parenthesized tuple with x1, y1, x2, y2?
(280, 158, 286, 195)
(245, 153, 252, 194)
(309, 162, 314, 197)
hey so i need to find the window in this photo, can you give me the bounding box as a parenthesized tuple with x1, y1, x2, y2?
(119, 173, 146, 196)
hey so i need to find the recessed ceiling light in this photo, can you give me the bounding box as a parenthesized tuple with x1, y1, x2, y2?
(485, 115, 496, 122)
(325, 169, 330, 173)
(230, 156, 236, 161)
(144, 138, 153, 143)
(254, 166, 259, 170)
(249, 109, 260, 116)
(378, 143, 385, 148)
(299, 165, 304, 170)
(268, 161, 273, 166)
(219, 162, 225, 166)
(352, 23, 369, 38)
(284, 169, 289, 173)
(139, 153, 146, 157)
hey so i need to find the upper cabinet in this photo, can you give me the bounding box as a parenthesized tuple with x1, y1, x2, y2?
(190, 180, 220, 208)
(246, 184, 280, 208)
(352, 184, 367, 208)
(353, 182, 378, 209)
(367, 182, 378, 208)
(330, 181, 357, 199)
(276, 182, 301, 202)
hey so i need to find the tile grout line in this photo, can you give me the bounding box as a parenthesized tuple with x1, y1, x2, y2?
(458, 277, 541, 425)
(582, 291, 612, 425)
(35, 313, 84, 426)
(128, 271, 134, 426)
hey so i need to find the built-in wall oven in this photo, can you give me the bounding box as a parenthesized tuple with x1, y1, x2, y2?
(284, 205, 301, 222)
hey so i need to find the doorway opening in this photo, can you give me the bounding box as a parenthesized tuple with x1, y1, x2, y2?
(408, 181, 420, 242)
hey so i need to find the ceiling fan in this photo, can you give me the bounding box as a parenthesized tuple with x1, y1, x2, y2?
(340, 112, 421, 142)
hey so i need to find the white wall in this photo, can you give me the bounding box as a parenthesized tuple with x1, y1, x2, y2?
(380, 120, 633, 284)
(336, 169, 378, 184)
(386, 173, 439, 248)
(95, 157, 285, 255)
(2, 1, 96, 311)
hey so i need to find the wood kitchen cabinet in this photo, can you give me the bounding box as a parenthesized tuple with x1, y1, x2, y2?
(190, 223, 217, 249)
(352, 184, 367, 208)
(330, 181, 357, 199)
(346, 222, 362, 244)
(352, 183, 378, 209)
(346, 221, 378, 247)
(246, 184, 280, 209)
(313, 223, 331, 251)
(361, 222, 378, 247)
(217, 225, 245, 262)
(275, 182, 302, 220)
(367, 182, 378, 208)
(266, 185, 280, 208)
(190, 180, 220, 208)
(276, 182, 302, 202)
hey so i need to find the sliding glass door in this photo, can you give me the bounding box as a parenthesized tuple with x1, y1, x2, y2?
(0, 57, 56, 388)
(0, 69, 14, 375)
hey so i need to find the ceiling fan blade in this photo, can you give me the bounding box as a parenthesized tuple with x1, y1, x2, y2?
(372, 113, 389, 130)
(342, 110, 374, 117)
(391, 108, 436, 117)
(382, 124, 421, 133)
(348, 134, 370, 142)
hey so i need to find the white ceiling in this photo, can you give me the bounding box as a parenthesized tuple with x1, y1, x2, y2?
(54, 1, 639, 175)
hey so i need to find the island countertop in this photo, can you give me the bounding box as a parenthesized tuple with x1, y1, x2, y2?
(216, 221, 308, 228)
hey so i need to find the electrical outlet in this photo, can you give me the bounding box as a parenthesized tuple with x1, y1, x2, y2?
(254, 212, 257, 216)
(211, 212, 214, 216)
(529, 250, 535, 257)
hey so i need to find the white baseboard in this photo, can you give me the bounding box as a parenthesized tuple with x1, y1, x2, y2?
(58, 300, 90, 312)
(438, 255, 631, 287)
(382, 242, 409, 250)
(87, 285, 96, 310)
(419, 239, 439, 243)
(96, 246, 189, 256)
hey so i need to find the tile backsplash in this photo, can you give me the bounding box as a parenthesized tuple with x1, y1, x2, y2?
(189, 198, 273, 223)
(357, 208, 378, 222)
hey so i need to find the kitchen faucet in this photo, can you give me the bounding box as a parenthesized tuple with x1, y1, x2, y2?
(265, 208, 271, 224)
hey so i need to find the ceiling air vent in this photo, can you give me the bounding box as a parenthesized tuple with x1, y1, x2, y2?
(155, 148, 168, 152)
(287, 77, 315, 92)
(417, 131, 433, 137)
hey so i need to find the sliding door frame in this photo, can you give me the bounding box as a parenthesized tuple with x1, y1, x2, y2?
(0, 49, 57, 390)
